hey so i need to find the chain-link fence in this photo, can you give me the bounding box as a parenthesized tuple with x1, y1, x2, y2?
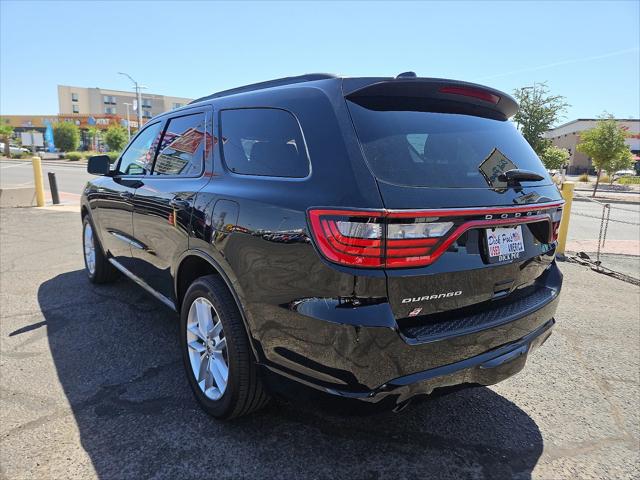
(566, 192, 640, 285)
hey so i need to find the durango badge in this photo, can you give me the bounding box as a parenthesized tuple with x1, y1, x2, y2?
(402, 291, 463, 303)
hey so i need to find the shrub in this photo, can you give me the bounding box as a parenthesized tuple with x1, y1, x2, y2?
(106, 151, 120, 163)
(104, 125, 128, 152)
(599, 173, 610, 184)
(65, 152, 83, 161)
(577, 173, 590, 182)
(618, 176, 640, 185)
(53, 122, 80, 152)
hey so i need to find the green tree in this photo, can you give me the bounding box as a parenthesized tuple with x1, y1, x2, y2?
(0, 123, 14, 158)
(104, 125, 128, 152)
(513, 83, 569, 156)
(53, 122, 80, 152)
(540, 145, 570, 171)
(577, 114, 633, 196)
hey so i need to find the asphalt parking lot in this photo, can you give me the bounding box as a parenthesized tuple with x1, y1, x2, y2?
(1, 207, 639, 480)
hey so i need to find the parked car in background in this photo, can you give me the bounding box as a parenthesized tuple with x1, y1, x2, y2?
(613, 169, 636, 179)
(0, 142, 29, 156)
(81, 73, 564, 419)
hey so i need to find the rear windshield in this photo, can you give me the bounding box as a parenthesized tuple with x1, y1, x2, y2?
(347, 101, 551, 189)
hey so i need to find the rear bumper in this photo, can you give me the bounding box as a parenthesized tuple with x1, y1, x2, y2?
(257, 264, 562, 406)
(332, 317, 554, 406)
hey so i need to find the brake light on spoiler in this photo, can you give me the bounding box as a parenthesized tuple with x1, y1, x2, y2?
(438, 85, 500, 104)
(308, 202, 564, 268)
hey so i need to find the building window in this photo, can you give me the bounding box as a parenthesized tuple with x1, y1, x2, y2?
(105, 107, 116, 114)
(142, 100, 152, 109)
(103, 95, 116, 105)
(172, 103, 183, 109)
(71, 93, 78, 102)
(72, 105, 79, 113)
(143, 110, 152, 118)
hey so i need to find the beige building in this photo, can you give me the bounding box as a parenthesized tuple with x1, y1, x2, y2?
(58, 85, 193, 128)
(544, 118, 640, 174)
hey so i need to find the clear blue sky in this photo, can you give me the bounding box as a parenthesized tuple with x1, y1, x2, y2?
(1, 0, 638, 123)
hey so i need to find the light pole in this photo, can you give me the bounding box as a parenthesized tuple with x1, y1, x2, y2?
(118, 72, 146, 128)
(123, 102, 132, 139)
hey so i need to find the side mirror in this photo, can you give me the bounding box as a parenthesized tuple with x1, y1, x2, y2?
(87, 155, 111, 175)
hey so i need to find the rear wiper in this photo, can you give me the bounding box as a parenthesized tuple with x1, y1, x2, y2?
(498, 169, 544, 186)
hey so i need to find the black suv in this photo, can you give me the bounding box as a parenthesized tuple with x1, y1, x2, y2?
(81, 73, 563, 419)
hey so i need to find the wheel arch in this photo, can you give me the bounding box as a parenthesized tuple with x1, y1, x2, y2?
(174, 249, 263, 362)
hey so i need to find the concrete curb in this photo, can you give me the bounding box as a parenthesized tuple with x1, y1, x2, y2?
(40, 204, 81, 213)
(0, 157, 88, 167)
(574, 187, 639, 195)
(572, 195, 639, 206)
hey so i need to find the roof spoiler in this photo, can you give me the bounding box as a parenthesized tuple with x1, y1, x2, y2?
(343, 77, 518, 120)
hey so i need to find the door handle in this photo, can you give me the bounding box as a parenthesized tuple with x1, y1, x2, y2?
(119, 191, 133, 199)
(170, 198, 190, 209)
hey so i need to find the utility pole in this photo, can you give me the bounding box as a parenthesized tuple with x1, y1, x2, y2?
(118, 72, 146, 129)
(123, 102, 132, 139)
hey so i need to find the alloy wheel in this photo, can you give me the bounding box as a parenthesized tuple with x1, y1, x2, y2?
(186, 297, 229, 400)
(83, 222, 96, 275)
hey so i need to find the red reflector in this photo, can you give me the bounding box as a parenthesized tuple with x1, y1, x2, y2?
(439, 86, 500, 104)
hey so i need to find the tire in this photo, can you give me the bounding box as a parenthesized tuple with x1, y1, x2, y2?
(82, 215, 118, 284)
(180, 274, 270, 419)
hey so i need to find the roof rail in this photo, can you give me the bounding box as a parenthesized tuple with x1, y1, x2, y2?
(189, 73, 338, 104)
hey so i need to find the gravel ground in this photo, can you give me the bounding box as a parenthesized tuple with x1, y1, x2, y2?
(1, 208, 638, 480)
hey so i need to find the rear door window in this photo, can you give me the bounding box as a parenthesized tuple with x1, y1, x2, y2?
(220, 108, 309, 178)
(153, 112, 206, 176)
(347, 101, 551, 189)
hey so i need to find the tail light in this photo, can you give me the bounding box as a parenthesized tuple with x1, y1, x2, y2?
(308, 210, 384, 267)
(308, 203, 564, 269)
(386, 220, 454, 267)
(550, 207, 563, 242)
(308, 210, 454, 268)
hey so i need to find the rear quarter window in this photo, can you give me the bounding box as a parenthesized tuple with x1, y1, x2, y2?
(220, 108, 309, 178)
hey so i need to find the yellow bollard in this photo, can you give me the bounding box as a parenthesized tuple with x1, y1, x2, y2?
(31, 156, 45, 207)
(556, 181, 575, 255)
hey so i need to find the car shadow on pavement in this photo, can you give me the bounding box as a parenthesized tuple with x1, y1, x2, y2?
(37, 270, 543, 480)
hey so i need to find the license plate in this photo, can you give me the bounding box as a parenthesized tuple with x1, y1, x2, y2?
(486, 226, 525, 263)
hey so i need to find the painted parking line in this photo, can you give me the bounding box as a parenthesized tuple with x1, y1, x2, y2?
(0, 162, 32, 169)
(2, 180, 34, 187)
